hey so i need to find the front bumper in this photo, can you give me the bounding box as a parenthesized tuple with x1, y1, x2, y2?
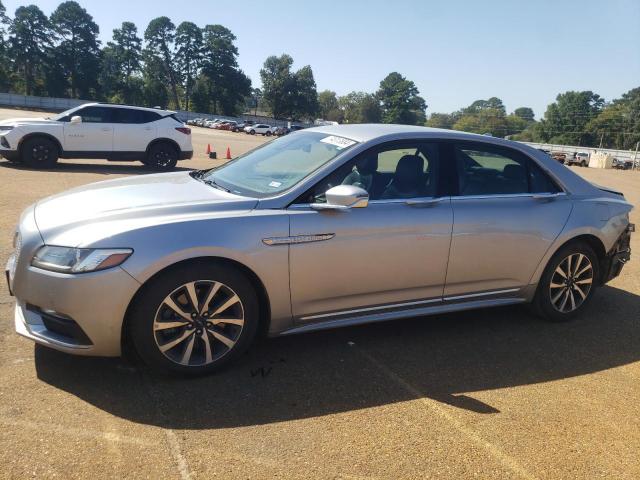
(7, 208, 141, 357)
(11, 265, 140, 357)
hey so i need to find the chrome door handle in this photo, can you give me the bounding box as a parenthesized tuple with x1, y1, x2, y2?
(405, 197, 445, 207)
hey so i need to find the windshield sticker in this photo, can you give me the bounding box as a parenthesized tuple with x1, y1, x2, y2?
(320, 135, 356, 150)
(268, 181, 282, 188)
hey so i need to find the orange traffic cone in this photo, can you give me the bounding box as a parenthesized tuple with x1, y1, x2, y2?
(206, 143, 211, 154)
(226, 147, 231, 159)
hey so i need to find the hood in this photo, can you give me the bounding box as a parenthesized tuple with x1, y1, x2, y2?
(34, 171, 258, 244)
(0, 117, 53, 126)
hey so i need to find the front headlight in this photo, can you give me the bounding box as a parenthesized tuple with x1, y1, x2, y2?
(31, 246, 133, 273)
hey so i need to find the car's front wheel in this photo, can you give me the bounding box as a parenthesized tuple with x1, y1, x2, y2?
(144, 142, 178, 170)
(534, 242, 599, 322)
(130, 262, 259, 375)
(249, 129, 255, 135)
(21, 137, 59, 168)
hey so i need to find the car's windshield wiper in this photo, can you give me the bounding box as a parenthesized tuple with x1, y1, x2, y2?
(202, 177, 232, 193)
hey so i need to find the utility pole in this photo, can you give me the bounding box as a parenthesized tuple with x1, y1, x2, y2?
(633, 141, 639, 171)
(599, 132, 604, 149)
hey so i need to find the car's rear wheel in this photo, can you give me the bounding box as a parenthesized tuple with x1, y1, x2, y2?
(534, 242, 599, 322)
(21, 137, 59, 168)
(266, 131, 272, 136)
(144, 142, 178, 170)
(130, 262, 259, 375)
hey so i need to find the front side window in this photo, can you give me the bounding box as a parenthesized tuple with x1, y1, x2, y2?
(296, 141, 440, 204)
(74, 106, 113, 123)
(454, 143, 559, 196)
(201, 131, 358, 197)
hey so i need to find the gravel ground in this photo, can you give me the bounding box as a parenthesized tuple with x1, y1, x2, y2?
(0, 107, 638, 479)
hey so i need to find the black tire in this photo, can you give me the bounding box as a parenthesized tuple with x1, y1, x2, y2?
(265, 131, 272, 137)
(533, 241, 599, 322)
(581, 160, 587, 167)
(144, 142, 178, 170)
(249, 129, 255, 135)
(21, 137, 59, 168)
(130, 261, 259, 375)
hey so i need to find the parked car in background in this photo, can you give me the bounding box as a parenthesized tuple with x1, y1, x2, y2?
(612, 157, 633, 170)
(233, 121, 254, 132)
(272, 126, 287, 136)
(551, 151, 570, 164)
(217, 121, 237, 131)
(244, 123, 273, 135)
(7, 125, 633, 375)
(566, 152, 589, 167)
(0, 102, 193, 170)
(289, 125, 305, 132)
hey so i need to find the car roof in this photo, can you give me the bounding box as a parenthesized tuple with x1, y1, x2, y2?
(304, 123, 498, 143)
(85, 102, 176, 115)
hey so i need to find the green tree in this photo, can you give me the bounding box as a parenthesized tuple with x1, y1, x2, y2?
(8, 5, 51, 95)
(260, 54, 317, 119)
(292, 65, 318, 119)
(50, 1, 101, 98)
(338, 91, 381, 124)
(108, 21, 142, 102)
(513, 107, 535, 122)
(318, 90, 339, 120)
(426, 113, 455, 129)
(0, 1, 11, 90)
(542, 90, 604, 145)
(174, 21, 202, 111)
(585, 87, 640, 149)
(200, 25, 251, 115)
(144, 17, 180, 109)
(463, 97, 506, 115)
(376, 72, 426, 125)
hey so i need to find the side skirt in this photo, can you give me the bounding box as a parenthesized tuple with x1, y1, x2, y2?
(278, 296, 527, 336)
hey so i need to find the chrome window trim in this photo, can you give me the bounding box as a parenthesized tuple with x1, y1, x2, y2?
(288, 196, 447, 209)
(451, 192, 567, 201)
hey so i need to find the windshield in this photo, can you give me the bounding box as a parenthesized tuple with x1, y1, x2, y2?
(48, 105, 85, 121)
(201, 131, 358, 197)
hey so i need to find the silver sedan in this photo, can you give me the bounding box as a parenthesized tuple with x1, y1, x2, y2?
(7, 125, 634, 374)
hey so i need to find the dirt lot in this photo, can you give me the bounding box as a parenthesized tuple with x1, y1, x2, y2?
(0, 107, 639, 479)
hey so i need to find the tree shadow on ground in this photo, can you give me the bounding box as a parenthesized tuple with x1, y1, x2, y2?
(35, 285, 640, 428)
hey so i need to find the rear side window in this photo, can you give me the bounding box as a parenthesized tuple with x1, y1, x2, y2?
(112, 108, 161, 124)
(453, 143, 559, 195)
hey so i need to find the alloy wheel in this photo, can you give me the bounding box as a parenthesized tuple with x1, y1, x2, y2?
(549, 253, 593, 313)
(31, 144, 50, 163)
(154, 149, 172, 167)
(153, 280, 244, 366)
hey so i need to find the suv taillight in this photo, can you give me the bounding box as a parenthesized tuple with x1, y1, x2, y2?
(175, 127, 191, 135)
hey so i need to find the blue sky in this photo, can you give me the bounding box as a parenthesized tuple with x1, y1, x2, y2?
(4, 0, 639, 117)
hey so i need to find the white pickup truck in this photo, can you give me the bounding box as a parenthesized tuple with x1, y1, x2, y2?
(0, 102, 193, 170)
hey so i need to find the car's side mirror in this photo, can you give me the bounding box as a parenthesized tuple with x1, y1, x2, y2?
(70, 115, 82, 124)
(311, 185, 369, 211)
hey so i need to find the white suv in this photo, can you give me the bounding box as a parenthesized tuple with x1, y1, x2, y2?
(0, 103, 193, 170)
(244, 123, 273, 136)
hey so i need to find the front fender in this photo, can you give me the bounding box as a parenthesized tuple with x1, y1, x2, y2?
(103, 211, 293, 333)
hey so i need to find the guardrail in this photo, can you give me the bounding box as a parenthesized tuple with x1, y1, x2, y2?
(0, 92, 311, 128)
(520, 141, 639, 163)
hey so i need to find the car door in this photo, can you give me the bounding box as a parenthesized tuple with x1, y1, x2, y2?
(111, 108, 159, 154)
(62, 106, 114, 153)
(443, 141, 573, 298)
(288, 140, 453, 322)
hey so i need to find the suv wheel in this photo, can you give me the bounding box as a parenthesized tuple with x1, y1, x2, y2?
(249, 129, 256, 135)
(534, 242, 599, 322)
(144, 142, 178, 170)
(21, 137, 59, 168)
(130, 262, 259, 375)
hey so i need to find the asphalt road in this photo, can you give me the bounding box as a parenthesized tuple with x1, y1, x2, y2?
(0, 108, 638, 479)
